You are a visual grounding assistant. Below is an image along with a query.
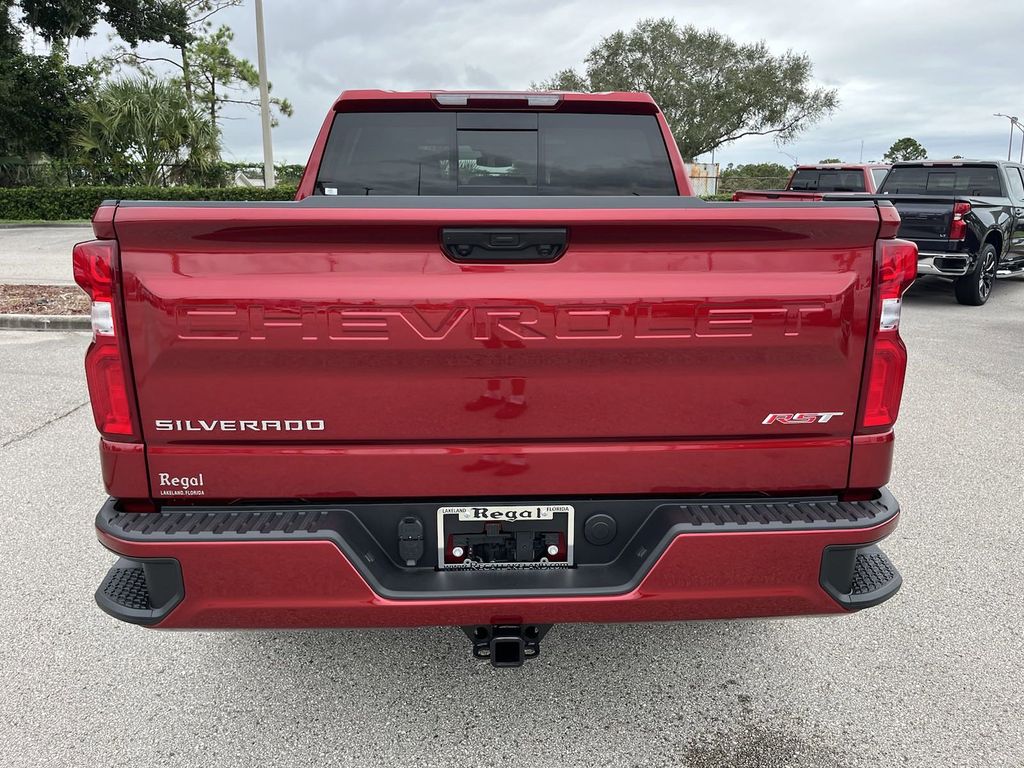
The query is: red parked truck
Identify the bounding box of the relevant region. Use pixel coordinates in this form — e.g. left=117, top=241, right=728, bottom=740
left=732, top=163, right=891, bottom=201
left=79, top=90, right=915, bottom=667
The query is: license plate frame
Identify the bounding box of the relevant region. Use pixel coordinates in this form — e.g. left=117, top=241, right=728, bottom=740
left=436, top=504, right=575, bottom=570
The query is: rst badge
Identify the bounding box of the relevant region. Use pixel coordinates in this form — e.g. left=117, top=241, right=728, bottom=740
left=763, top=412, right=844, bottom=425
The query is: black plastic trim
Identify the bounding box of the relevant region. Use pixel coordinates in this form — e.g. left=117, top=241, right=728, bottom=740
left=98, top=489, right=899, bottom=601
left=457, top=112, right=538, bottom=130
left=820, top=543, right=902, bottom=610
left=441, top=227, right=567, bottom=263
left=95, top=556, right=184, bottom=625
left=112, top=196, right=886, bottom=210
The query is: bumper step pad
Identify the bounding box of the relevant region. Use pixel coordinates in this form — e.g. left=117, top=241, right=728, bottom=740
left=821, top=544, right=902, bottom=610
left=95, top=557, right=184, bottom=626
left=852, top=549, right=900, bottom=596
left=100, top=565, right=151, bottom=611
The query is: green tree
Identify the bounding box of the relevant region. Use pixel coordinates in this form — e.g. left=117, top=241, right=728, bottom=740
left=819, top=157, right=841, bottom=163
left=535, top=18, right=838, bottom=161
left=74, top=78, right=219, bottom=185
left=718, top=162, right=791, bottom=193
left=0, top=48, right=97, bottom=183
left=112, top=1, right=291, bottom=134
left=884, top=137, right=927, bottom=163
left=190, top=23, right=292, bottom=133
left=1, top=0, right=186, bottom=182
left=17, top=0, right=187, bottom=45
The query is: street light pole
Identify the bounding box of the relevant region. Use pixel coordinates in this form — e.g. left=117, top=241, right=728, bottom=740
left=255, top=0, right=275, bottom=188
left=994, top=113, right=1019, bottom=162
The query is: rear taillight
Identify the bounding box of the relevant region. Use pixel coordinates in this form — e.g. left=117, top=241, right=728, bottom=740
left=860, top=239, right=917, bottom=431
left=73, top=239, right=138, bottom=440
left=949, top=201, right=971, bottom=241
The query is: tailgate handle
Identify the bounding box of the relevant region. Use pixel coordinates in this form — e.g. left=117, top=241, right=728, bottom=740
left=441, top=228, right=567, bottom=263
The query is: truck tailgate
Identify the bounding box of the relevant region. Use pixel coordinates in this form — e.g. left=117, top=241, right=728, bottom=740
left=112, top=198, right=885, bottom=499
left=886, top=197, right=954, bottom=240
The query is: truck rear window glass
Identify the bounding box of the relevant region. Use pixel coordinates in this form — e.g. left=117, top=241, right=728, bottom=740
left=457, top=129, right=538, bottom=188
left=315, top=112, right=677, bottom=195
left=788, top=169, right=866, bottom=192
left=1007, top=167, right=1024, bottom=200
left=879, top=166, right=1003, bottom=196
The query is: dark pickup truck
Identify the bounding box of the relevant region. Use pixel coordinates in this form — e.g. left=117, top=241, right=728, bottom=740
left=836, top=160, right=1024, bottom=305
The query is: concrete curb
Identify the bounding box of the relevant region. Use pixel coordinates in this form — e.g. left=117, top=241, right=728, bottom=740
left=0, top=313, right=89, bottom=331
left=1, top=279, right=77, bottom=287
left=0, top=222, right=91, bottom=229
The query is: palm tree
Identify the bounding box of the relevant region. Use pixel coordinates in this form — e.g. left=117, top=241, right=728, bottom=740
left=75, top=77, right=219, bottom=186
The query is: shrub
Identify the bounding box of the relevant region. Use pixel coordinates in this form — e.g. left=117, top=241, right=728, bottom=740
left=717, top=162, right=792, bottom=194
left=0, top=185, right=741, bottom=221
left=0, top=185, right=299, bottom=221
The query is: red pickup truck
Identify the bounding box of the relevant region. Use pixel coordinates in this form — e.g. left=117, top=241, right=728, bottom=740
left=732, top=163, right=891, bottom=201
left=80, top=90, right=914, bottom=667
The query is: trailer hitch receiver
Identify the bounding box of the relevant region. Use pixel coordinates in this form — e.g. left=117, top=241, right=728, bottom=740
left=462, top=624, right=552, bottom=667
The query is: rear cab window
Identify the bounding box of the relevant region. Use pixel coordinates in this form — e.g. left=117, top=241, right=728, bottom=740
left=879, top=165, right=1004, bottom=196
left=788, top=169, right=866, bottom=192
left=314, top=112, right=678, bottom=196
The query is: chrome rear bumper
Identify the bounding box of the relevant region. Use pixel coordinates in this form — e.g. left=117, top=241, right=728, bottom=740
left=917, top=252, right=970, bottom=277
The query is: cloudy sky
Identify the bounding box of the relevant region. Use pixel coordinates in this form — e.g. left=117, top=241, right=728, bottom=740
left=66, top=0, right=1024, bottom=168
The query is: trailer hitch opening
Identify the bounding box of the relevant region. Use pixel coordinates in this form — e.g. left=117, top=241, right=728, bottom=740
left=462, top=624, right=552, bottom=667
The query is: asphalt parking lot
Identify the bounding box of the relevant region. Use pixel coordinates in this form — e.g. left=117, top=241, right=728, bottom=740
left=0, top=226, right=89, bottom=285
left=1, top=276, right=1022, bottom=768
